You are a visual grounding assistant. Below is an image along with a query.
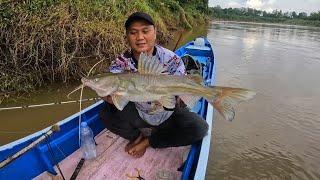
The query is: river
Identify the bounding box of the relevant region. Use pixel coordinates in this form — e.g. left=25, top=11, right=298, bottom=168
left=205, top=22, right=320, bottom=179
left=1, top=21, right=320, bottom=179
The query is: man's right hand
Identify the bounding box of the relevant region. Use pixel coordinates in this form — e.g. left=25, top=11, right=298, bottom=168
left=102, top=95, right=113, bottom=104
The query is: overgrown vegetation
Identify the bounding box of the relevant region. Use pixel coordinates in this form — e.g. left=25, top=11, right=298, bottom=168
left=211, top=6, right=320, bottom=27
left=0, top=0, right=210, bottom=97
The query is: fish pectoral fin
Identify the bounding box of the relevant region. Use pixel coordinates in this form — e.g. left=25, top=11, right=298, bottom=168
left=138, top=53, right=167, bottom=75
left=111, top=95, right=129, bottom=111
left=179, top=95, right=201, bottom=109
left=159, top=96, right=176, bottom=109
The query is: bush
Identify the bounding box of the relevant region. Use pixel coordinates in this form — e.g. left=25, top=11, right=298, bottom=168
left=0, top=0, right=209, bottom=94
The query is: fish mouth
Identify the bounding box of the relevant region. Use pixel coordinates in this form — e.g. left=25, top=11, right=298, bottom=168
left=81, top=77, right=88, bottom=84
left=67, top=78, right=97, bottom=98
left=81, top=78, right=94, bottom=87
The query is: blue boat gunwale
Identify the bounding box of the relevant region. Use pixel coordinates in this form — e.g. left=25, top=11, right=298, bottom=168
left=0, top=37, right=215, bottom=180
left=178, top=38, right=215, bottom=180
left=0, top=100, right=104, bottom=152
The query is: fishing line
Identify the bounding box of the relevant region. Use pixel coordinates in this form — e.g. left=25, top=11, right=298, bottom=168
left=45, top=134, right=66, bottom=180
left=0, top=98, right=99, bottom=111
left=78, top=59, right=104, bottom=146
left=67, top=85, right=83, bottom=99
left=0, top=130, right=35, bottom=134
left=53, top=141, right=67, bottom=159
left=0, top=125, right=60, bottom=169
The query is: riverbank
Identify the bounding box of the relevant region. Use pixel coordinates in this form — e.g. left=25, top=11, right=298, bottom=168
left=213, top=18, right=320, bottom=27
left=210, top=6, right=320, bottom=28
left=0, top=0, right=210, bottom=99
left=212, top=20, right=320, bottom=30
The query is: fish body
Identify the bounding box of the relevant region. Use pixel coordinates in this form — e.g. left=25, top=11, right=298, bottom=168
left=82, top=53, right=256, bottom=121
left=84, top=73, right=202, bottom=100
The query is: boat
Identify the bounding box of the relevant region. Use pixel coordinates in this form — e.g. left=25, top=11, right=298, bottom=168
left=0, top=37, right=215, bottom=180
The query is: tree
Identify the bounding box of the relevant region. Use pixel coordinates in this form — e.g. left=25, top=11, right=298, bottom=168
left=309, top=11, right=320, bottom=21
left=298, top=12, right=307, bottom=19
left=284, top=12, right=290, bottom=18
left=262, top=11, right=268, bottom=17
left=212, top=6, right=223, bottom=18
left=291, top=11, right=297, bottom=18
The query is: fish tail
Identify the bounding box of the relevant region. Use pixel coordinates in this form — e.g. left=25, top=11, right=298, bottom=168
left=204, top=86, right=256, bottom=121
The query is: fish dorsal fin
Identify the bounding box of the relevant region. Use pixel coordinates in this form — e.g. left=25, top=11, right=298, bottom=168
left=111, top=95, right=129, bottom=111
left=179, top=95, right=201, bottom=109
left=138, top=53, right=166, bottom=74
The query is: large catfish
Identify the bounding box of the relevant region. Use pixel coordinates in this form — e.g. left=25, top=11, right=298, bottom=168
left=81, top=53, right=256, bottom=121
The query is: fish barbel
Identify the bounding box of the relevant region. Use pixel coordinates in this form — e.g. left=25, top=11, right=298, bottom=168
left=81, top=53, right=256, bottom=121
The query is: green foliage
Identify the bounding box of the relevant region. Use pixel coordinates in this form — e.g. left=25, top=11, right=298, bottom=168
left=309, top=11, right=320, bottom=21
left=0, top=0, right=209, bottom=94
left=23, top=0, right=57, bottom=13
left=211, top=6, right=320, bottom=27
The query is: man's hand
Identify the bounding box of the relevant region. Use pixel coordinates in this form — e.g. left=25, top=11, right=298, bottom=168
left=149, top=101, right=164, bottom=114
left=176, top=96, right=186, bottom=109
left=102, top=95, right=113, bottom=104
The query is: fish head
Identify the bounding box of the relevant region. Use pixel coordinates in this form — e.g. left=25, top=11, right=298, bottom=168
left=81, top=74, right=119, bottom=97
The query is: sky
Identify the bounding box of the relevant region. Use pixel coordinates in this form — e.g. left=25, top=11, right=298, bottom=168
left=208, top=0, right=320, bottom=14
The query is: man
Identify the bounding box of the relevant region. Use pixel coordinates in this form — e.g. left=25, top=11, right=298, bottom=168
left=100, top=12, right=208, bottom=158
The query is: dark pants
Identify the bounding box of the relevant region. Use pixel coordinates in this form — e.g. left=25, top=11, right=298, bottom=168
left=99, top=102, right=208, bottom=148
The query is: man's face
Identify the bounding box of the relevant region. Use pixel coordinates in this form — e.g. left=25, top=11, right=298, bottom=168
left=126, top=20, right=156, bottom=55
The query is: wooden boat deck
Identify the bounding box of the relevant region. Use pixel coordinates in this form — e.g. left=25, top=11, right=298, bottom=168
left=35, top=129, right=190, bottom=180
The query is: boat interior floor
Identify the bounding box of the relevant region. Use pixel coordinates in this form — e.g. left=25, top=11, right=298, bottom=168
left=35, top=128, right=190, bottom=180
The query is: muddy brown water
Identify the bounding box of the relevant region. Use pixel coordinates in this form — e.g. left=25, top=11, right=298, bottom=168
left=1, top=22, right=319, bottom=179
left=206, top=22, right=320, bottom=180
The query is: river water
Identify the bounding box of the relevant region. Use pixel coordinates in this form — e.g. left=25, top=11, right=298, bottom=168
left=1, top=21, right=319, bottom=179
left=0, top=83, right=97, bottom=144
left=205, top=22, right=320, bottom=179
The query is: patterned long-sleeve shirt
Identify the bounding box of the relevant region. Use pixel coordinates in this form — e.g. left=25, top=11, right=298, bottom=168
left=109, top=45, right=186, bottom=125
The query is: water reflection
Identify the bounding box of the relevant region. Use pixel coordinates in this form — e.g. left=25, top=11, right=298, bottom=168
left=207, top=22, right=320, bottom=179
left=241, top=32, right=258, bottom=62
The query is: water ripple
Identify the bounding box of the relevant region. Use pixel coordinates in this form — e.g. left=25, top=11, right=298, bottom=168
left=207, top=21, right=320, bottom=180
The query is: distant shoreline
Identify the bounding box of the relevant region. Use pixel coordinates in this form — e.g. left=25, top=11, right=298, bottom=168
left=211, top=19, right=320, bottom=29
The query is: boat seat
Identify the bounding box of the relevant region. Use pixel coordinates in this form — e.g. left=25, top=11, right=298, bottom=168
left=185, top=45, right=212, bottom=57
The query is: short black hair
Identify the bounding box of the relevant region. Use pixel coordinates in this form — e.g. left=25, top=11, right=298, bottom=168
left=125, top=12, right=155, bottom=29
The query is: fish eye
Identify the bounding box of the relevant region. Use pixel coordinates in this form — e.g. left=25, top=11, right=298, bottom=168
left=94, top=78, right=99, bottom=82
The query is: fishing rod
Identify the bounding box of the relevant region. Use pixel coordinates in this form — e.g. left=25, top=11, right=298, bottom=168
left=0, top=97, right=100, bottom=111
left=173, top=31, right=183, bottom=52
left=0, top=124, right=60, bottom=169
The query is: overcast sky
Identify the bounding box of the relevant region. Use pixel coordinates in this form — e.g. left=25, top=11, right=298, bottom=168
left=208, top=0, right=320, bottom=14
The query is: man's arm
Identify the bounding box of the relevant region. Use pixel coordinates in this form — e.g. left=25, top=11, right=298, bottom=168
left=171, top=54, right=186, bottom=76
